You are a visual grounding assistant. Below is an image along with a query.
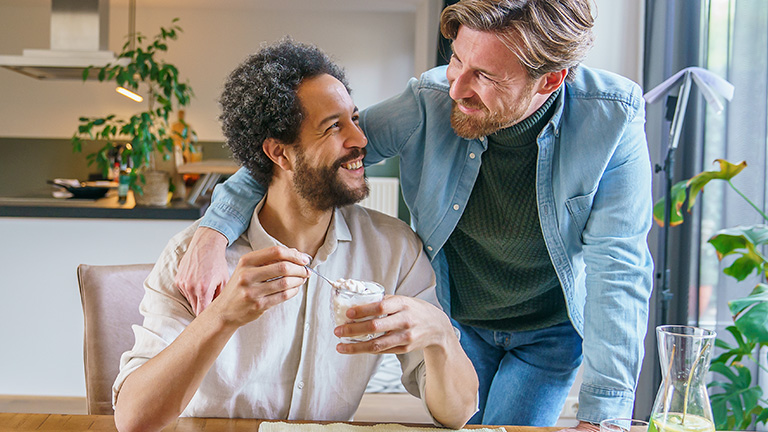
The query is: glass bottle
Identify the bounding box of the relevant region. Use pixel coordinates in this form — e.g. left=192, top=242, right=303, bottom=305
left=650, top=325, right=716, bottom=432
left=117, top=166, right=130, bottom=204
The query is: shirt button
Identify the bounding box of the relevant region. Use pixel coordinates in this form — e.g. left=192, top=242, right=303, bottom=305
left=304, top=323, right=310, bottom=332
left=427, top=246, right=433, bottom=251
left=469, top=152, right=476, bottom=159
left=297, top=381, right=304, bottom=390
left=453, top=204, right=460, bottom=211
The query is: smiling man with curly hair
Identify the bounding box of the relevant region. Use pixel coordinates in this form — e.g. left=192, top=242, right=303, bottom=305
left=111, top=39, right=477, bottom=432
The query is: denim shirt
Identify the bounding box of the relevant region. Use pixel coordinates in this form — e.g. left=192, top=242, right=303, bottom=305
left=201, top=65, right=654, bottom=423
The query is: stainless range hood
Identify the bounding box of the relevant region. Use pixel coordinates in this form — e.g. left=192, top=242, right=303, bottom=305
left=0, top=0, right=119, bottom=80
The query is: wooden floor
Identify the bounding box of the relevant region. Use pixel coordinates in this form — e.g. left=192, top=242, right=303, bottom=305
left=0, top=392, right=433, bottom=424
left=0, top=395, right=86, bottom=415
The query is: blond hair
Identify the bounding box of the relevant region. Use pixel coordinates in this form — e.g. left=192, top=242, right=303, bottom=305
left=440, top=0, right=594, bottom=81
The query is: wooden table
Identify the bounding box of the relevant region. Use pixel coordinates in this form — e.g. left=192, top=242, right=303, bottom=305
left=0, top=413, right=561, bottom=431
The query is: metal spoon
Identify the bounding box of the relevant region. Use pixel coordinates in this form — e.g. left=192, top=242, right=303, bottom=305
left=305, top=265, right=338, bottom=288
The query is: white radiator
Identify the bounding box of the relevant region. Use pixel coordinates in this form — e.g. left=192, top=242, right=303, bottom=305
left=359, top=177, right=400, bottom=218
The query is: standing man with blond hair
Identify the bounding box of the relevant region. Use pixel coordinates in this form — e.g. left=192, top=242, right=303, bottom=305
left=175, top=1, right=653, bottom=430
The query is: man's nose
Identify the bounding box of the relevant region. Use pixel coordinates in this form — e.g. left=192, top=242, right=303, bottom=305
left=345, top=124, right=367, bottom=148
left=448, top=70, right=475, bottom=101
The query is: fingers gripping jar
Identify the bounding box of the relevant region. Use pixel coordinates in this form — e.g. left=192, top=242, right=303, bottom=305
left=331, top=279, right=385, bottom=343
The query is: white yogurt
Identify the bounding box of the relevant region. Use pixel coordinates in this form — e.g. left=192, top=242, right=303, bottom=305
left=334, top=278, right=381, bottom=294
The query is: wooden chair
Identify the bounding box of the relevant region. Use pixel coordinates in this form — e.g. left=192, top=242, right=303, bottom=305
left=77, top=264, right=152, bottom=415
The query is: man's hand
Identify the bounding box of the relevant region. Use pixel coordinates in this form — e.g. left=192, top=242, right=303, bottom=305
left=207, top=245, right=310, bottom=328
left=175, top=227, right=230, bottom=315
left=334, top=294, right=478, bottom=429
left=333, top=295, right=452, bottom=354
left=558, top=421, right=601, bottom=432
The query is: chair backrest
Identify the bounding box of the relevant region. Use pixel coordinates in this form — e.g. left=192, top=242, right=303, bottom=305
left=77, top=263, right=153, bottom=415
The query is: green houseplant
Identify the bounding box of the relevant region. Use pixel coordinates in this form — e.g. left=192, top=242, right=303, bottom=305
left=655, top=159, right=768, bottom=430
left=71, top=18, right=195, bottom=204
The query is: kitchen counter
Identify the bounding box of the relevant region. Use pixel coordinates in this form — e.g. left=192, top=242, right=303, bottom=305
left=0, top=192, right=205, bottom=220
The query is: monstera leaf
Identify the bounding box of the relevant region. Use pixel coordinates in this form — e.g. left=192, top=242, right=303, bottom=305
left=709, top=362, right=763, bottom=430
left=653, top=180, right=689, bottom=227
left=687, top=159, right=747, bottom=209
left=653, top=160, right=747, bottom=227
left=730, top=284, right=768, bottom=343
left=712, top=325, right=755, bottom=365
left=709, top=226, right=768, bottom=281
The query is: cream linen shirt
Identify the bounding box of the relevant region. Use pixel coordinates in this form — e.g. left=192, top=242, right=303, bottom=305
left=113, top=199, right=438, bottom=421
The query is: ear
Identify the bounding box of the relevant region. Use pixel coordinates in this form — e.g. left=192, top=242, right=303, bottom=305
left=536, top=69, right=568, bottom=95
left=263, top=138, right=293, bottom=173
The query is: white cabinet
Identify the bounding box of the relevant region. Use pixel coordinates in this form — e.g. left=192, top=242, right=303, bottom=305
left=0, top=217, right=191, bottom=396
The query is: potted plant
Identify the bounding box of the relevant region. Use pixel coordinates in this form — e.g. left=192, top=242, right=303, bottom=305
left=70, top=18, right=195, bottom=206
left=655, top=159, right=768, bottom=430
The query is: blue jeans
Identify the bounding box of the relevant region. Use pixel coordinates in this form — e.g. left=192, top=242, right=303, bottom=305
left=456, top=320, right=583, bottom=426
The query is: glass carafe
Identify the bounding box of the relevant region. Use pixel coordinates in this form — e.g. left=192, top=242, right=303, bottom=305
left=650, top=325, right=716, bottom=432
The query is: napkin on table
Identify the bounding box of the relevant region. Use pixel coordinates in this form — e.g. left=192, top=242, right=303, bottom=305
left=259, top=422, right=506, bottom=432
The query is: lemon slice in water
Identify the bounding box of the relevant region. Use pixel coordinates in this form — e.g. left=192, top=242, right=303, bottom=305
left=650, top=413, right=715, bottom=432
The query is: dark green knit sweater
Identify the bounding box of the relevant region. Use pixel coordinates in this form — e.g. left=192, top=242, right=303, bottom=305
left=444, top=89, right=569, bottom=332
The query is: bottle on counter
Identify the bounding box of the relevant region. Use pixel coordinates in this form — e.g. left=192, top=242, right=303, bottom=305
left=110, top=161, right=120, bottom=182
left=118, top=166, right=130, bottom=204
left=171, top=110, right=201, bottom=195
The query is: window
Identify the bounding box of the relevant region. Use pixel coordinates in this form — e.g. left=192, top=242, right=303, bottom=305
left=698, top=0, right=768, bottom=335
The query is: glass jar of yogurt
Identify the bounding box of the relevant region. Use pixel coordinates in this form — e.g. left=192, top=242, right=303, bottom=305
left=331, top=279, right=385, bottom=343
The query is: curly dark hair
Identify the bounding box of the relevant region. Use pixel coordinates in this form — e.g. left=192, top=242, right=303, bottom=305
left=219, top=38, right=350, bottom=187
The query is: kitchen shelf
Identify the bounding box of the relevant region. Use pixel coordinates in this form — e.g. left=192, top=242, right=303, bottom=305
left=177, top=159, right=239, bottom=205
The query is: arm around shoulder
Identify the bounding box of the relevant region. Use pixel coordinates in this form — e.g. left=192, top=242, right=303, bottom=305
left=360, top=74, right=433, bottom=164
left=201, top=167, right=264, bottom=244
left=175, top=167, right=265, bottom=314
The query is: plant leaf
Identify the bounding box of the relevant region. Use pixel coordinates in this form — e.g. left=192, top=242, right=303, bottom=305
left=710, top=361, right=741, bottom=382
left=709, top=226, right=768, bottom=280
left=712, top=395, right=729, bottom=430
left=71, top=136, right=82, bottom=153
left=756, top=407, right=768, bottom=425
left=729, top=284, right=768, bottom=316
left=723, top=255, right=762, bottom=281
left=687, top=159, right=747, bottom=210
left=734, top=301, right=768, bottom=343
left=653, top=180, right=689, bottom=227
left=729, top=326, right=755, bottom=361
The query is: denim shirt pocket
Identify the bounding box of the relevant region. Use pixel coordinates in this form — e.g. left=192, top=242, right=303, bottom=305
left=564, top=187, right=597, bottom=242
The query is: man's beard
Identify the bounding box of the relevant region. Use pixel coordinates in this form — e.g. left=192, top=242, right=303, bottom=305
left=450, top=81, right=536, bottom=140
left=293, top=147, right=369, bottom=212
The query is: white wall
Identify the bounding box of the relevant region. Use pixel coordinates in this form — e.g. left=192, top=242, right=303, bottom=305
left=0, top=0, right=425, bottom=141
left=586, top=0, right=645, bottom=84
